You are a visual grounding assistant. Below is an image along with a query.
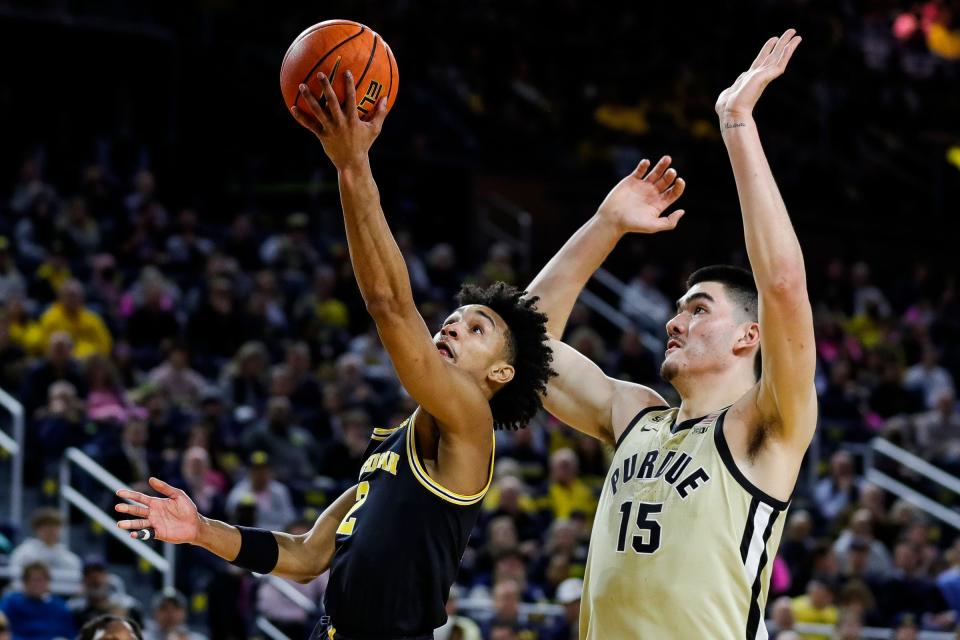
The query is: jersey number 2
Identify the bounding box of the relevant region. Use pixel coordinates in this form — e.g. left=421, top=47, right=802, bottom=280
left=616, top=501, right=663, bottom=554
left=336, top=481, right=370, bottom=536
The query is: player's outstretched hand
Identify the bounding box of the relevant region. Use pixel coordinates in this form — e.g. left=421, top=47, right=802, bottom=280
left=115, top=476, right=200, bottom=544
left=596, top=155, right=685, bottom=236
left=715, top=29, right=802, bottom=120
left=291, top=70, right=388, bottom=171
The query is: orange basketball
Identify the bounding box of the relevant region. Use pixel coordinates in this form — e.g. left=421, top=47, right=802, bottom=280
left=280, top=20, right=399, bottom=121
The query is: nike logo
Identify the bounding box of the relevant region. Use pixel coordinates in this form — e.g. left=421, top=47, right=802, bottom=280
left=640, top=426, right=656, bottom=432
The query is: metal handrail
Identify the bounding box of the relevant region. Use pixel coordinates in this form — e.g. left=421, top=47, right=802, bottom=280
left=871, top=437, right=960, bottom=494
left=0, top=386, right=24, bottom=525
left=60, top=447, right=176, bottom=589
left=865, top=437, right=960, bottom=532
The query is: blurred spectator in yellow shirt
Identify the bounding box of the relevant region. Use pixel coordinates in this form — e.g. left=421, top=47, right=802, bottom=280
left=538, top=449, right=598, bottom=525
left=39, top=280, right=112, bottom=359
left=791, top=579, right=839, bottom=640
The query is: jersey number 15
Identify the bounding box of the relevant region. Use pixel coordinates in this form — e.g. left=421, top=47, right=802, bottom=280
left=616, top=501, right=663, bottom=554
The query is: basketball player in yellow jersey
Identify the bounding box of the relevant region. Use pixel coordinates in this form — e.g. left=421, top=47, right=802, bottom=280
left=526, top=30, right=813, bottom=639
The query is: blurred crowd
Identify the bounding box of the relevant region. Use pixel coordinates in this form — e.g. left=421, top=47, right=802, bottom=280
left=0, top=1, right=958, bottom=640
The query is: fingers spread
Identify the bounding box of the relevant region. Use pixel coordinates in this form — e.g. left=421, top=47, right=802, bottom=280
left=115, top=503, right=149, bottom=517
left=300, top=82, right=331, bottom=129
left=318, top=73, right=345, bottom=126
left=777, top=35, right=802, bottom=69
left=343, top=70, right=358, bottom=121
left=118, top=518, right=151, bottom=530
left=664, top=178, right=686, bottom=203
left=654, top=168, right=678, bottom=192
left=148, top=477, right=180, bottom=499
left=632, top=159, right=651, bottom=178
left=116, top=489, right=152, bottom=505
left=644, top=156, right=672, bottom=183
left=751, top=37, right=778, bottom=70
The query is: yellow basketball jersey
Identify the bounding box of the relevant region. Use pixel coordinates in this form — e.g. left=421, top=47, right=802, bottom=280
left=580, top=406, right=789, bottom=639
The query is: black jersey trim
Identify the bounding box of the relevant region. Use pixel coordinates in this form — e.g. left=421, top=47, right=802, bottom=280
left=714, top=411, right=791, bottom=511
left=744, top=508, right=780, bottom=639
left=405, top=411, right=494, bottom=506
left=615, top=405, right=671, bottom=450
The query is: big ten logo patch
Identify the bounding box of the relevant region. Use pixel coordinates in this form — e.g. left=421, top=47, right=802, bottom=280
left=357, top=80, right=383, bottom=115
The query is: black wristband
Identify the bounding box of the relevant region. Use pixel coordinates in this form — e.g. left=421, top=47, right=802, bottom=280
left=230, top=526, right=280, bottom=575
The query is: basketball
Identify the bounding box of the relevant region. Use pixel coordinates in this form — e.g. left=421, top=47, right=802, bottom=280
left=280, top=20, right=399, bottom=121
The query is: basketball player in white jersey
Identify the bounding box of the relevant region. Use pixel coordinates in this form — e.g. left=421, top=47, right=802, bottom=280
left=527, top=30, right=813, bottom=638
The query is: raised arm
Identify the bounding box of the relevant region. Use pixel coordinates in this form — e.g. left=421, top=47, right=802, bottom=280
left=290, top=72, right=491, bottom=439
left=527, top=158, right=686, bottom=441
left=115, top=477, right=356, bottom=583
left=528, top=157, right=685, bottom=338
left=716, top=30, right=817, bottom=449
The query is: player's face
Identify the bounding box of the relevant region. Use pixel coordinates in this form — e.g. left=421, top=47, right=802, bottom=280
left=434, top=305, right=515, bottom=390
left=661, top=282, right=752, bottom=382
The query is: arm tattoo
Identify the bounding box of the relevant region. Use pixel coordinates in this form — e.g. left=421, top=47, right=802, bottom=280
left=724, top=122, right=747, bottom=129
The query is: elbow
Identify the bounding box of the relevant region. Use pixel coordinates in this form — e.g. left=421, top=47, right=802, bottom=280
left=761, top=267, right=807, bottom=299
left=365, top=293, right=414, bottom=320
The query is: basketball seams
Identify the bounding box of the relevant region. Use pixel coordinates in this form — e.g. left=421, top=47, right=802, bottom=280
left=291, top=25, right=367, bottom=110
left=356, top=34, right=380, bottom=91
left=281, top=20, right=359, bottom=68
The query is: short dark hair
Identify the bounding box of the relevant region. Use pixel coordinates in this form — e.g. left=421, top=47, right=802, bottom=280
left=78, top=615, right=143, bottom=640
left=685, top=265, right=761, bottom=380
left=456, top=282, right=556, bottom=430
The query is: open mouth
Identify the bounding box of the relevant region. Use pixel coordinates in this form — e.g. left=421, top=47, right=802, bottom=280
left=436, top=342, right=455, bottom=360
left=665, top=339, right=682, bottom=355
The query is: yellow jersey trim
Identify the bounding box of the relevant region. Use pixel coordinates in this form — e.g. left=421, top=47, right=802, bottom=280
left=405, top=410, right=494, bottom=506
left=370, top=421, right=408, bottom=442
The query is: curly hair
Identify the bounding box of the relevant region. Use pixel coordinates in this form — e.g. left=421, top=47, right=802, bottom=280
left=456, top=282, right=556, bottom=430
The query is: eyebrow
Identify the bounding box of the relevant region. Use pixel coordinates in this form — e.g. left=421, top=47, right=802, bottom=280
left=474, top=309, right=497, bottom=330
left=675, top=292, right=716, bottom=312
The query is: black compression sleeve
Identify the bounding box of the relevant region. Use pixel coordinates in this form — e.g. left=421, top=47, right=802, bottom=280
left=230, top=526, right=280, bottom=575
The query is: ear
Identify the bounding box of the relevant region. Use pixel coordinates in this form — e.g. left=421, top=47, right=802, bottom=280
left=733, top=321, right=760, bottom=356
left=488, top=361, right=516, bottom=386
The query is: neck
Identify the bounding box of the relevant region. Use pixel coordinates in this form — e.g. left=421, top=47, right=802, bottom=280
left=673, top=369, right=755, bottom=423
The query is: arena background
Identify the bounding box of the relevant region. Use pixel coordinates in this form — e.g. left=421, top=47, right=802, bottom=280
left=0, top=0, right=958, bottom=638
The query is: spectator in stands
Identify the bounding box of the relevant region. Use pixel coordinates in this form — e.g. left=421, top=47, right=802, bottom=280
left=779, top=511, right=814, bottom=596
left=937, top=540, right=960, bottom=618
left=435, top=585, right=482, bottom=640
left=56, top=196, right=100, bottom=258
left=103, top=419, right=154, bottom=494
left=765, top=596, right=794, bottom=638
left=609, top=327, right=658, bottom=385
left=77, top=615, right=142, bottom=640
left=165, top=209, right=214, bottom=281
left=539, top=449, right=597, bottom=524
left=175, top=446, right=226, bottom=517
left=542, top=578, right=581, bottom=640
left=483, top=475, right=541, bottom=546
left=219, top=341, right=269, bottom=416
left=185, top=277, right=248, bottom=367
left=317, top=409, right=372, bottom=485
left=619, top=264, right=672, bottom=333
left=143, top=589, right=205, bottom=640
left=879, top=542, right=949, bottom=626
left=904, top=344, right=955, bottom=409
left=67, top=558, right=142, bottom=627
left=256, top=519, right=327, bottom=638
left=481, top=579, right=539, bottom=640
left=35, top=380, right=87, bottom=475
left=790, top=579, right=838, bottom=640
left=224, top=451, right=296, bottom=531
left=20, top=331, right=85, bottom=418
left=912, top=389, right=960, bottom=469
left=0, top=237, right=25, bottom=304
left=241, top=395, right=317, bottom=485
left=147, top=342, right=206, bottom=413
left=84, top=354, right=134, bottom=424
left=38, top=280, right=112, bottom=359
left=0, top=561, right=77, bottom=639
left=126, top=277, right=181, bottom=369
left=813, top=451, right=861, bottom=521
left=8, top=509, right=82, bottom=595
left=834, top=608, right=864, bottom=640
left=834, top=509, right=893, bottom=579
left=0, top=612, right=10, bottom=640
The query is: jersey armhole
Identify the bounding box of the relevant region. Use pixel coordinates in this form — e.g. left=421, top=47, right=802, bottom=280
left=405, top=420, right=494, bottom=506
left=714, top=411, right=790, bottom=511
left=615, top=405, right=671, bottom=450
